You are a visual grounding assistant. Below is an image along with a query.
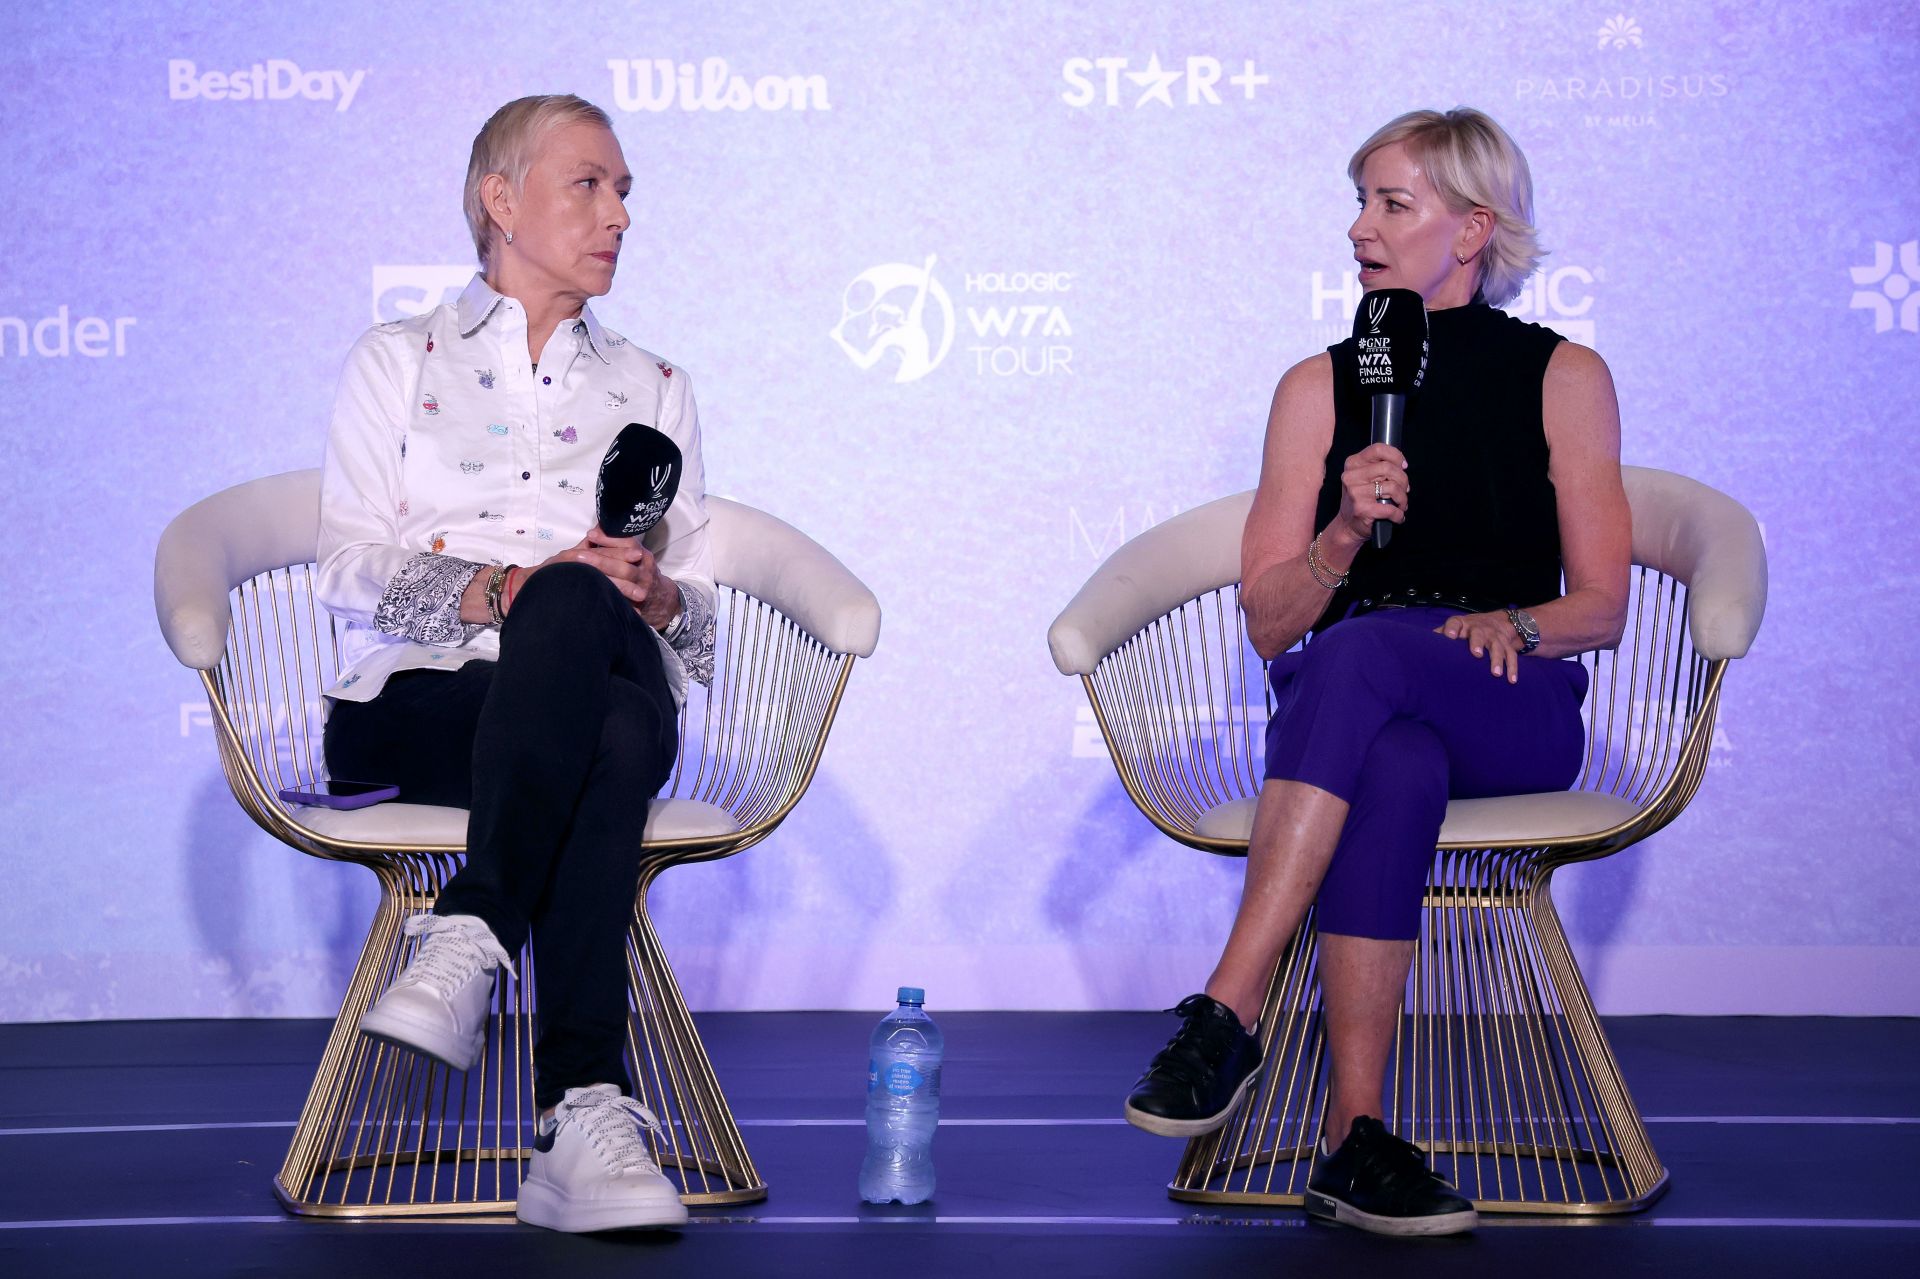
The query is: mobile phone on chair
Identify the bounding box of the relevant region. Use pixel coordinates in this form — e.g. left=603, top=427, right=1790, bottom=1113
left=277, top=780, right=400, bottom=810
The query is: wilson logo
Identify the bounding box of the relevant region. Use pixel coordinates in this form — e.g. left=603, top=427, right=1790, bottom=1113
left=608, top=58, right=830, bottom=112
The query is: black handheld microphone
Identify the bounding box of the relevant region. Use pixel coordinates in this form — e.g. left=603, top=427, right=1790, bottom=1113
left=595, top=423, right=683, bottom=539
left=1349, top=288, right=1429, bottom=549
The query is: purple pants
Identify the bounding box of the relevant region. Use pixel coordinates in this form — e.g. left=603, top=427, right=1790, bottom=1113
left=1263, top=607, right=1590, bottom=940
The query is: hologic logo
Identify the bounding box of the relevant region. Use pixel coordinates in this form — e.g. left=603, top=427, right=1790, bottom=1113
left=608, top=58, right=830, bottom=112
left=1062, top=55, right=1269, bottom=108
left=830, top=258, right=954, bottom=384
left=1504, top=266, right=1600, bottom=345
left=1308, top=265, right=1600, bottom=346
left=167, top=59, right=367, bottom=112
left=371, top=266, right=473, bottom=325
left=1850, top=241, right=1920, bottom=334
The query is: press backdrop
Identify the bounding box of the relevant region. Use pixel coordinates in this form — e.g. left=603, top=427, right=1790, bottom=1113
left=3, top=0, right=1915, bottom=1019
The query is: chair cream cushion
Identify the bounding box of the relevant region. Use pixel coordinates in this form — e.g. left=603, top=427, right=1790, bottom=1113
left=293, top=798, right=742, bottom=847
left=1193, top=790, right=1641, bottom=847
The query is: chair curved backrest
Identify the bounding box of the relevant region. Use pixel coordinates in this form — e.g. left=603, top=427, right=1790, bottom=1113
left=155, top=470, right=882, bottom=862
left=1047, top=466, right=1767, bottom=857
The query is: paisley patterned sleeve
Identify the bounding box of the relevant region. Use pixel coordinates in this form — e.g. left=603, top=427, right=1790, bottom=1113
left=669, top=579, right=716, bottom=688
left=373, top=552, right=487, bottom=646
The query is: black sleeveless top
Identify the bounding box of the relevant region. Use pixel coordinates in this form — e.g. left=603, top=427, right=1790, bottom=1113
left=1314, top=302, right=1565, bottom=632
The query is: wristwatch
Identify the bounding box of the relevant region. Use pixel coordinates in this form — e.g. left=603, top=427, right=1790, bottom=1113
left=658, top=581, right=688, bottom=643
left=1504, top=605, right=1541, bottom=655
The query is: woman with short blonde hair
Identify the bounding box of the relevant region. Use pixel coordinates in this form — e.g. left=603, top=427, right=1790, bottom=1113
left=1347, top=108, right=1546, bottom=308
left=1123, top=107, right=1630, bottom=1238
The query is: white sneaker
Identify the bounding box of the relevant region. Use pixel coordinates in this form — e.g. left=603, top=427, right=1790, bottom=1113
left=358, top=914, right=513, bottom=1071
left=516, top=1084, right=690, bottom=1232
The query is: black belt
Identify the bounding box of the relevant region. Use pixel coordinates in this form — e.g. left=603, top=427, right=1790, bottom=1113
left=1347, top=588, right=1503, bottom=619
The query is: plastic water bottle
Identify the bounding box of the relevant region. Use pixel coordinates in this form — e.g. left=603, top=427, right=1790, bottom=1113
left=859, top=986, right=943, bottom=1204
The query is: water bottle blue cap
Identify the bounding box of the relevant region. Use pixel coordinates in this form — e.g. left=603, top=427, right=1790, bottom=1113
left=897, top=986, right=925, bottom=1004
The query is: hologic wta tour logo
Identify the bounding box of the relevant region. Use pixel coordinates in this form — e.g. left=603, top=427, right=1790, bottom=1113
left=1850, top=241, right=1920, bottom=334
left=1516, top=15, right=1728, bottom=129
left=831, top=259, right=1077, bottom=383
left=608, top=58, right=830, bottom=112
left=1061, top=55, right=1270, bottom=108
left=830, top=259, right=955, bottom=384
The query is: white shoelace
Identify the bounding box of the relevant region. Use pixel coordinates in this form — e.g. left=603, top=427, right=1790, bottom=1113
left=398, top=914, right=515, bottom=993
left=557, top=1089, right=667, bottom=1176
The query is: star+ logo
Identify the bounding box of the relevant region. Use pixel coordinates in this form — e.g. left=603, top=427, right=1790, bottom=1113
left=1061, top=56, right=1270, bottom=109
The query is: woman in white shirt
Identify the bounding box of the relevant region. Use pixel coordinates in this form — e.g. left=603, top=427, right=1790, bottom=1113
left=315, top=95, right=713, bottom=1234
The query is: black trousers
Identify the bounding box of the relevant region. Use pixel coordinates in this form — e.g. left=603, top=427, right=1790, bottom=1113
left=324, top=562, right=679, bottom=1107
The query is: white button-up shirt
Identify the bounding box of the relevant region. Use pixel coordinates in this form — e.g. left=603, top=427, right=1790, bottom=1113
left=316, top=274, right=716, bottom=706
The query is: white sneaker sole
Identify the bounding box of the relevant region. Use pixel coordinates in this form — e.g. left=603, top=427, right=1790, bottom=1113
left=1123, top=1068, right=1260, bottom=1139
left=358, top=1000, right=486, bottom=1073
left=516, top=1180, right=689, bottom=1232
left=1303, top=1189, right=1478, bottom=1236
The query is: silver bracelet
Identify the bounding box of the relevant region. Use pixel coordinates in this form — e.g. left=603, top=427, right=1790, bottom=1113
left=1306, top=535, right=1349, bottom=591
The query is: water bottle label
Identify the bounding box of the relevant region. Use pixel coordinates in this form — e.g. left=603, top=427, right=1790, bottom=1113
left=882, top=1062, right=925, bottom=1097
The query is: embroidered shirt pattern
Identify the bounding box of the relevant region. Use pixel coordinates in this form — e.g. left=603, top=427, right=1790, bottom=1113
left=670, top=579, right=716, bottom=688
left=316, top=273, right=717, bottom=708
left=372, top=553, right=486, bottom=646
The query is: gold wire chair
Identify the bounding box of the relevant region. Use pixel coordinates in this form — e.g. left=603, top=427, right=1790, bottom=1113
left=1047, top=466, right=1767, bottom=1215
left=154, top=470, right=881, bottom=1219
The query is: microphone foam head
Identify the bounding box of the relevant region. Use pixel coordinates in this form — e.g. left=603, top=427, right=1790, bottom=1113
left=1351, top=288, right=1429, bottom=395
left=595, top=423, right=683, bottom=538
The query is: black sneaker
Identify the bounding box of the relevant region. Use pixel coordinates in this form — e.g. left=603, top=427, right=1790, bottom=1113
left=1123, top=994, right=1263, bottom=1138
left=1305, top=1116, right=1478, bottom=1236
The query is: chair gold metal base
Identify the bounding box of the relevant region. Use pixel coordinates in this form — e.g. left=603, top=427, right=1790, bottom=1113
left=274, top=856, right=765, bottom=1218
left=1170, top=856, right=1668, bottom=1215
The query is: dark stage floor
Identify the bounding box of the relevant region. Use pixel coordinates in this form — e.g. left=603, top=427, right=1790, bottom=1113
left=1, top=1014, right=1916, bottom=1276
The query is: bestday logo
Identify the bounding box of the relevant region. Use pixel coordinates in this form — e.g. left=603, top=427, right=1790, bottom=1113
left=168, top=59, right=368, bottom=112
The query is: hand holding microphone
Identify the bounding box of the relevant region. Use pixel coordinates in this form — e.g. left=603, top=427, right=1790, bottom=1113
left=1347, top=288, right=1428, bottom=549
left=510, top=424, right=687, bottom=625
left=584, top=423, right=685, bottom=626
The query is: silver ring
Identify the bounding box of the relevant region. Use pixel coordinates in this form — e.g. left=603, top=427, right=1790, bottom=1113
left=1373, top=478, right=1387, bottom=503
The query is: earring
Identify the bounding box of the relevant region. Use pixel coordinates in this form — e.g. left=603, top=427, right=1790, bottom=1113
left=1457, top=253, right=1466, bottom=263
left=505, top=230, right=515, bottom=245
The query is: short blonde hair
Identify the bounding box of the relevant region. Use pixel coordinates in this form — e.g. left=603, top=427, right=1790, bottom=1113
left=463, top=95, right=614, bottom=268
left=1348, top=108, right=1543, bottom=308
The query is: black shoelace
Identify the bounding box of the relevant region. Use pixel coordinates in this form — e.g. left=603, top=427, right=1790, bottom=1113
left=1148, top=996, right=1241, bottom=1085
left=1349, top=1123, right=1447, bottom=1196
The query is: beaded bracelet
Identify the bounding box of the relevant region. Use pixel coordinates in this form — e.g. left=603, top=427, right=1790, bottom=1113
left=483, top=565, right=512, bottom=627
left=1306, top=535, right=1349, bottom=591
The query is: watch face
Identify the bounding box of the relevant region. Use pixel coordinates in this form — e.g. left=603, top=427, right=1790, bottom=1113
left=1507, top=607, right=1539, bottom=649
